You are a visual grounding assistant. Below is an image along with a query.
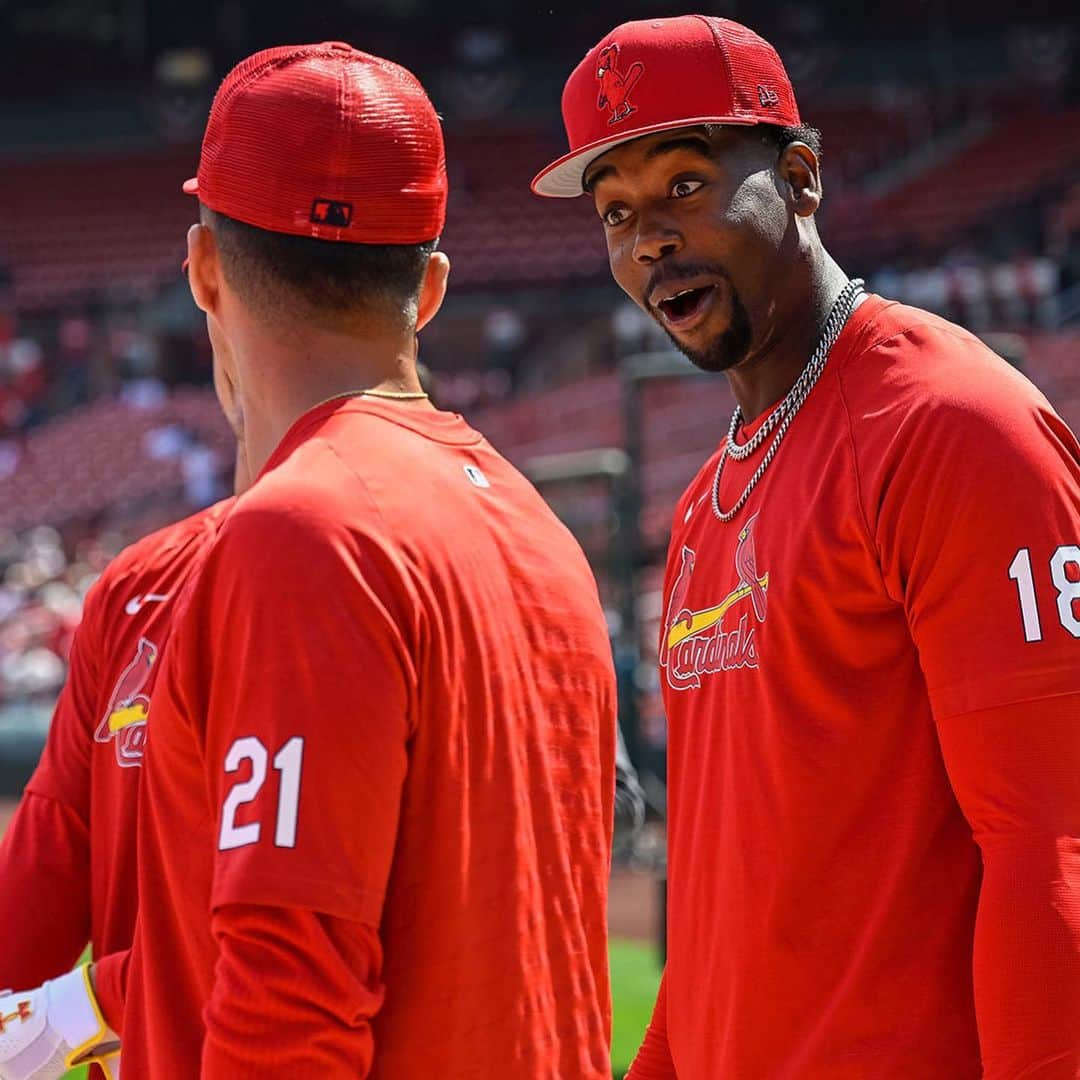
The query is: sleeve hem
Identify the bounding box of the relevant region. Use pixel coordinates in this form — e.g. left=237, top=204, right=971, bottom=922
left=13, top=787, right=90, bottom=831
left=211, top=872, right=386, bottom=926
left=929, top=667, right=1080, bottom=720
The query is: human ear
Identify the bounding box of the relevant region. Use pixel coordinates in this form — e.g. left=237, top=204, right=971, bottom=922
left=779, top=143, right=822, bottom=218
left=186, top=223, right=223, bottom=315
left=416, top=250, right=450, bottom=332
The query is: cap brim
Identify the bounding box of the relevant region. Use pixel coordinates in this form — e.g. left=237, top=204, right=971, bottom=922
left=180, top=176, right=197, bottom=271
left=531, top=115, right=757, bottom=198
left=180, top=177, right=197, bottom=273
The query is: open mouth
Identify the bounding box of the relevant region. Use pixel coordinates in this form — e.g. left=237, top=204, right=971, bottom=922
left=655, top=284, right=717, bottom=330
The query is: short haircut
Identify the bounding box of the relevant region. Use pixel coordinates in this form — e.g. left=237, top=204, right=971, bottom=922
left=201, top=206, right=437, bottom=330
left=759, top=123, right=824, bottom=160
left=701, top=122, right=823, bottom=161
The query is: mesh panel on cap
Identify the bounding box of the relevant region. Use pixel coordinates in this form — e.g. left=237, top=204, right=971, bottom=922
left=194, top=42, right=447, bottom=244
left=701, top=17, right=800, bottom=124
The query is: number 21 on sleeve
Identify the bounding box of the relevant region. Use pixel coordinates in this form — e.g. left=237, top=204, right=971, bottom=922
left=219, top=735, right=305, bottom=851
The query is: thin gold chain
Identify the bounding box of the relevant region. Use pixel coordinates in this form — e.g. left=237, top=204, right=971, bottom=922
left=313, top=387, right=430, bottom=409
left=360, top=388, right=429, bottom=400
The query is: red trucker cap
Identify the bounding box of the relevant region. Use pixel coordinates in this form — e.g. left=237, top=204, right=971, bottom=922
left=184, top=41, right=447, bottom=243
left=532, top=15, right=800, bottom=198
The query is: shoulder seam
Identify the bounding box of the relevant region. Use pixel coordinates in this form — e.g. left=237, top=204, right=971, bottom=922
left=319, top=439, right=393, bottom=535
left=832, top=362, right=885, bottom=579
left=827, top=303, right=970, bottom=561
left=858, top=316, right=983, bottom=363
left=95, top=524, right=205, bottom=604
left=102, top=510, right=216, bottom=583
left=318, top=440, right=424, bottom=738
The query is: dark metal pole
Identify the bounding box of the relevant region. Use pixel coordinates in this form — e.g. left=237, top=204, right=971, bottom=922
left=614, top=372, right=644, bottom=764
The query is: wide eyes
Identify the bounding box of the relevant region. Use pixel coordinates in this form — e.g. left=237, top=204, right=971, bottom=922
left=600, top=178, right=704, bottom=228
left=670, top=179, right=703, bottom=198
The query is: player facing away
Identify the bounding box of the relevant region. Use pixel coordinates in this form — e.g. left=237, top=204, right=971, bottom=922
left=0, top=366, right=249, bottom=1080
left=534, top=15, right=1080, bottom=1079
left=93, top=43, right=613, bottom=1078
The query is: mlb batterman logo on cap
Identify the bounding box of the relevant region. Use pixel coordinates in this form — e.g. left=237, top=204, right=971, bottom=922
left=532, top=15, right=800, bottom=198
left=184, top=41, right=447, bottom=244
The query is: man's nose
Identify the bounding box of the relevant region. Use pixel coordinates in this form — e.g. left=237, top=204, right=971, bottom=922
left=632, top=214, right=684, bottom=264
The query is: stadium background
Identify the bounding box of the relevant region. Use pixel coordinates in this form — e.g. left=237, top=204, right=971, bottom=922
left=0, top=0, right=1076, bottom=1075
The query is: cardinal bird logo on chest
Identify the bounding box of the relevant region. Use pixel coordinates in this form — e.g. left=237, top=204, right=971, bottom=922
left=660, top=513, right=770, bottom=692
left=95, top=636, right=158, bottom=766
left=596, top=44, right=644, bottom=125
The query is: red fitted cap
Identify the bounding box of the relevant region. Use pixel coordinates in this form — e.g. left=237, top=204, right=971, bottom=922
left=184, top=41, right=447, bottom=243
left=532, top=15, right=800, bottom=198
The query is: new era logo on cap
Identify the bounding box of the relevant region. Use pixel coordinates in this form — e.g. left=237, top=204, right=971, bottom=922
left=757, top=84, right=780, bottom=107
left=311, top=198, right=354, bottom=228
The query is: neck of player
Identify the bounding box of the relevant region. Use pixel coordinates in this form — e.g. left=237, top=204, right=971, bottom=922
left=237, top=325, right=430, bottom=478
left=725, top=251, right=851, bottom=424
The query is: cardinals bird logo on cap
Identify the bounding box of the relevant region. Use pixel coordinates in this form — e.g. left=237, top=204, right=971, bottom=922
left=596, top=43, right=644, bottom=125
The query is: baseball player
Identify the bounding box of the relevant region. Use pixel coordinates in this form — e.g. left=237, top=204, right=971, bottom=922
left=534, top=15, right=1080, bottom=1078
left=62, top=42, right=614, bottom=1078
left=0, top=368, right=246, bottom=1080
left=0, top=502, right=234, bottom=1080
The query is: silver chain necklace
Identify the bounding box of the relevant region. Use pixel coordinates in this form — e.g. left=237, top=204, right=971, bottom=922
left=711, top=278, right=865, bottom=523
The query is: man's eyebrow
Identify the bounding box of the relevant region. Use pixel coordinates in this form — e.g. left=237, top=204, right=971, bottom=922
left=643, top=134, right=716, bottom=163
left=583, top=162, right=616, bottom=194
left=583, top=134, right=717, bottom=194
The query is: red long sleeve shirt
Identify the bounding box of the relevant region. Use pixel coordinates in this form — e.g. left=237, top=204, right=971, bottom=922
left=631, top=297, right=1080, bottom=1077
left=0, top=501, right=231, bottom=1069
left=122, top=398, right=616, bottom=1077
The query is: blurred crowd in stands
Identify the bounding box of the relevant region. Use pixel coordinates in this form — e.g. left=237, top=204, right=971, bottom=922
left=4, top=239, right=1075, bottom=437
left=0, top=488, right=233, bottom=716
left=3, top=306, right=160, bottom=437
left=1, top=224, right=1077, bottom=713
left=0, top=296, right=230, bottom=713
left=869, top=250, right=1066, bottom=331
left=1, top=524, right=107, bottom=709
left=1, top=1, right=1077, bottom=728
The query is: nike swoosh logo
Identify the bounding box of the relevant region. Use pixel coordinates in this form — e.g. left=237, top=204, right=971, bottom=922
left=124, top=593, right=170, bottom=615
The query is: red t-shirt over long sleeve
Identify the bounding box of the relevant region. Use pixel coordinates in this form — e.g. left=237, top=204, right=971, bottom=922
left=630, top=297, right=1080, bottom=1078
left=0, top=500, right=231, bottom=1071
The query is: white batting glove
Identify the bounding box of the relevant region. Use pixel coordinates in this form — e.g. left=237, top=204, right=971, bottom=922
left=0, top=967, right=117, bottom=1080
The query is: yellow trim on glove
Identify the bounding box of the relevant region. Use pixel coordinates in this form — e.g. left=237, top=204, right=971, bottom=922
left=63, top=964, right=110, bottom=1068
left=90, top=1049, right=121, bottom=1080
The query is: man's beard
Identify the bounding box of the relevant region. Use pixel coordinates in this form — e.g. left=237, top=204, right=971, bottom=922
left=660, top=286, right=752, bottom=373
left=643, top=261, right=753, bottom=373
